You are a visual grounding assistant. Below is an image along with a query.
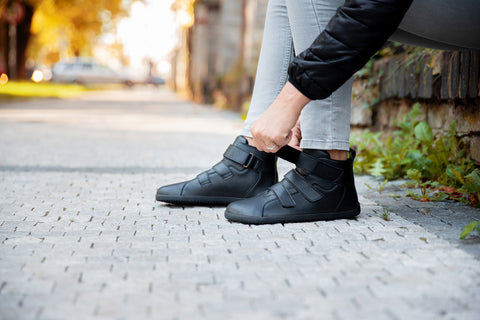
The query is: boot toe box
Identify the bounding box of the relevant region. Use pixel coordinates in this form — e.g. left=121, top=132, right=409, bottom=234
left=156, top=182, right=186, bottom=201
left=224, top=195, right=271, bottom=224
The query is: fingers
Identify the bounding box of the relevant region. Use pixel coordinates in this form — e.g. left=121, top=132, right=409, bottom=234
left=287, top=119, right=302, bottom=150
left=265, top=144, right=278, bottom=152
left=249, top=100, right=303, bottom=153
left=250, top=128, right=290, bottom=153
left=253, top=138, right=281, bottom=153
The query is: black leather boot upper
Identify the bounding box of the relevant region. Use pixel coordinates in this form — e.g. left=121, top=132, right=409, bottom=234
left=225, top=146, right=360, bottom=224
left=156, top=136, right=277, bottom=206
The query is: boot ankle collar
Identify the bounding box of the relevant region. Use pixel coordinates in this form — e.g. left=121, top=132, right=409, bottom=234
left=296, top=153, right=343, bottom=180
left=277, top=145, right=348, bottom=181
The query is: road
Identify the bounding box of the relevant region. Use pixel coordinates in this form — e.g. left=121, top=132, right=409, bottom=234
left=0, top=87, right=479, bottom=320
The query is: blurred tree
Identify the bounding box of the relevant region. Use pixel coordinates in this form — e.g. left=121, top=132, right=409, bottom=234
left=171, top=0, right=195, bottom=27
left=0, top=0, right=137, bottom=79
left=171, top=0, right=195, bottom=14
left=1, top=1, right=34, bottom=78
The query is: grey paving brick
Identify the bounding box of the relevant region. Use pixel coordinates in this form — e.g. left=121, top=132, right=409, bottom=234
left=0, top=88, right=479, bottom=320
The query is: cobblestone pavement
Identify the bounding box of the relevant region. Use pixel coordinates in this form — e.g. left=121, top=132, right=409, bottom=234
left=1, top=88, right=479, bottom=320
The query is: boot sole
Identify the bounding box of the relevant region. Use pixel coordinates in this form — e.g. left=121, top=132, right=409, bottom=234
left=224, top=206, right=361, bottom=224
left=156, top=193, right=244, bottom=206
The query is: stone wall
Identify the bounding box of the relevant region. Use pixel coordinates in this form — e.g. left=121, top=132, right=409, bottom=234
left=377, top=51, right=479, bottom=100
left=351, top=50, right=480, bottom=164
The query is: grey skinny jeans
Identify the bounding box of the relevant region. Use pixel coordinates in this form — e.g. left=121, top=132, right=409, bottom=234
left=241, top=0, right=480, bottom=151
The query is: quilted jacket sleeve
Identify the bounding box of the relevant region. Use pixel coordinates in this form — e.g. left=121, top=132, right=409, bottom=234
left=288, top=0, right=413, bottom=100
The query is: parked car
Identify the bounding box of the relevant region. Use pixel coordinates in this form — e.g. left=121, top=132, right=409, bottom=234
left=146, top=75, right=165, bottom=86
left=51, top=58, right=136, bottom=86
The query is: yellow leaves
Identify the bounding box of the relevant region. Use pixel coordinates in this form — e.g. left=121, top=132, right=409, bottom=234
left=171, top=0, right=196, bottom=12
left=28, top=0, right=132, bottom=61
left=171, top=0, right=196, bottom=27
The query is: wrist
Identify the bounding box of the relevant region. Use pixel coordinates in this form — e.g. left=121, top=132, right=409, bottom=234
left=281, top=81, right=311, bottom=114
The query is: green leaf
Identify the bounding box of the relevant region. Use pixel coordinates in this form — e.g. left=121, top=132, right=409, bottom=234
left=460, top=220, right=479, bottom=239
left=464, top=169, right=480, bottom=193
left=431, top=192, right=448, bottom=202
left=451, top=167, right=465, bottom=185
left=379, top=179, right=388, bottom=193
left=408, top=103, right=423, bottom=123
left=446, top=165, right=466, bottom=185
left=406, top=169, right=421, bottom=182
left=414, top=121, right=433, bottom=144
left=476, top=221, right=480, bottom=235
left=370, top=159, right=386, bottom=177
left=407, top=150, right=433, bottom=175
left=405, top=189, right=422, bottom=200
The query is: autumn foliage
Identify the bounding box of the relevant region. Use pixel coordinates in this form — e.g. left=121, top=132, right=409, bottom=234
left=0, top=0, right=136, bottom=78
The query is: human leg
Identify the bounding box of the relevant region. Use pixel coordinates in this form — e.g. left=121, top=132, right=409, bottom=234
left=286, top=0, right=351, bottom=154
left=246, top=0, right=480, bottom=155
left=225, top=0, right=360, bottom=224
left=280, top=0, right=480, bottom=154
left=241, top=0, right=294, bottom=137
left=225, top=0, right=480, bottom=224
left=281, top=0, right=480, bottom=155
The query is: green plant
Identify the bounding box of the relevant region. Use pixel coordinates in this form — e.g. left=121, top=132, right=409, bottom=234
left=351, top=103, right=425, bottom=180
left=381, top=206, right=391, bottom=221
left=350, top=103, right=480, bottom=239
left=411, top=120, right=475, bottom=188
left=355, top=42, right=406, bottom=79
left=352, top=103, right=479, bottom=204
left=356, top=44, right=442, bottom=82
left=405, top=168, right=447, bottom=202
left=460, top=220, right=480, bottom=239
left=364, top=179, right=388, bottom=194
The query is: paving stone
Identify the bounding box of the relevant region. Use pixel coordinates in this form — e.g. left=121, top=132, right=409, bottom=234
left=0, top=88, right=479, bottom=320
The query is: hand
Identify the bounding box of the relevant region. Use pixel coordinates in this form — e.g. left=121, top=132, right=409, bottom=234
left=288, top=118, right=302, bottom=150
left=250, top=82, right=310, bottom=152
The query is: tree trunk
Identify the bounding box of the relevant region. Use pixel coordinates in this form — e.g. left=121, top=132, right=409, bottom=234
left=16, top=3, right=33, bottom=79
left=3, top=3, right=34, bottom=79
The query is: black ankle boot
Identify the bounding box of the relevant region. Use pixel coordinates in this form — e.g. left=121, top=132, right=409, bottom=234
left=224, top=147, right=360, bottom=224
left=156, top=136, right=278, bottom=206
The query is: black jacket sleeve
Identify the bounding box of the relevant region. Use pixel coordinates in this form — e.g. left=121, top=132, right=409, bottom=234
left=288, top=0, right=413, bottom=100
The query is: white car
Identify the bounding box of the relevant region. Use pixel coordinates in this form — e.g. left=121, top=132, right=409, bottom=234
left=51, top=58, right=135, bottom=86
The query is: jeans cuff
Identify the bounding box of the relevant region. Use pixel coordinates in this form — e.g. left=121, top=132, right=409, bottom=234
left=240, top=128, right=253, bottom=138
left=300, top=139, right=350, bottom=151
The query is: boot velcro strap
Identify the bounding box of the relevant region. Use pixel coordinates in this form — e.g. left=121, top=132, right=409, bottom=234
left=277, top=146, right=341, bottom=181
left=271, top=182, right=295, bottom=208
left=197, top=162, right=232, bottom=186
left=198, top=172, right=210, bottom=185
left=212, top=162, right=233, bottom=180
left=223, top=144, right=261, bottom=169
left=284, top=170, right=324, bottom=202
left=276, top=145, right=300, bottom=163
left=296, top=153, right=342, bottom=181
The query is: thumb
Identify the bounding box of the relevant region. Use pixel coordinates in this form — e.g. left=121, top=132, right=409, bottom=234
left=285, top=131, right=293, bottom=144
